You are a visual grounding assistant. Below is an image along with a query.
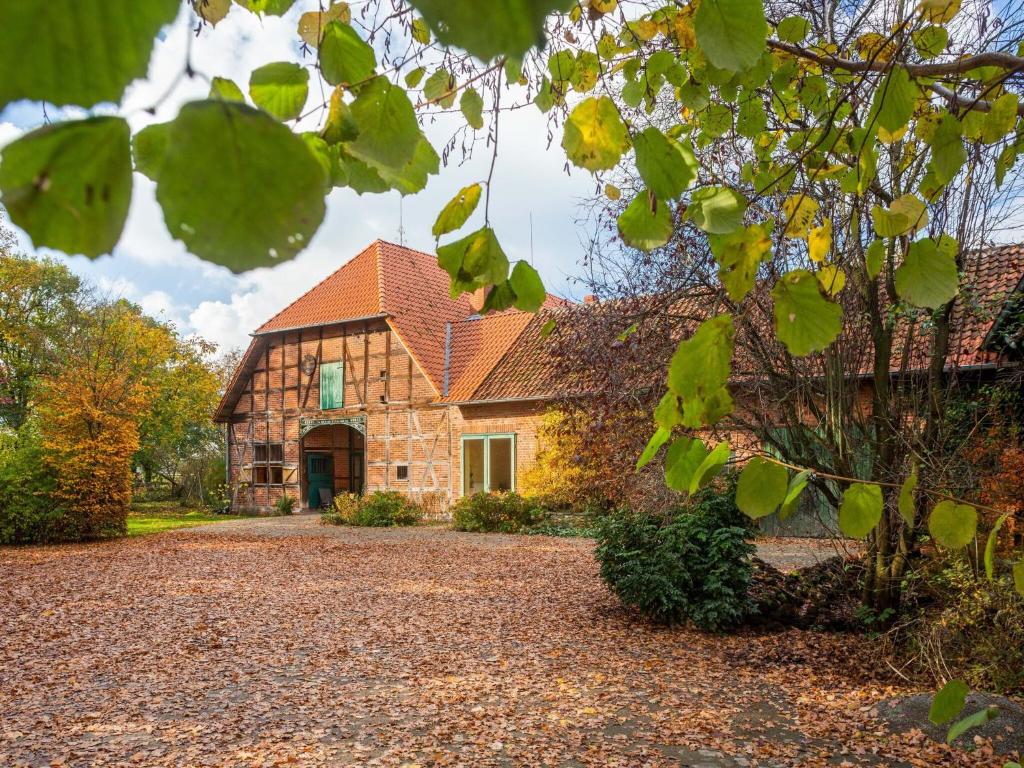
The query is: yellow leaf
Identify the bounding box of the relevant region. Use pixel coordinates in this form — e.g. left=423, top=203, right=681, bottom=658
left=630, top=19, right=658, bottom=41
left=783, top=194, right=819, bottom=238
left=890, top=193, right=928, bottom=233
left=808, top=218, right=832, bottom=262
left=604, top=183, right=621, bottom=200
left=298, top=2, right=351, bottom=47
left=918, top=0, right=961, bottom=22
left=590, top=0, right=617, bottom=13
left=817, top=264, right=846, bottom=296
left=878, top=123, right=909, bottom=144
left=672, top=11, right=696, bottom=48
left=856, top=33, right=896, bottom=61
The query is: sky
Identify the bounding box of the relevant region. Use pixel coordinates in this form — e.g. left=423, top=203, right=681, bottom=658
left=0, top=2, right=595, bottom=354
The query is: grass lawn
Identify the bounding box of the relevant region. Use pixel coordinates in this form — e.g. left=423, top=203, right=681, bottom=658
left=127, top=500, right=256, bottom=537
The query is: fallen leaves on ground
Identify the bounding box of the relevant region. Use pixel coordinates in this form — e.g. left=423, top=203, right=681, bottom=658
left=0, top=519, right=1014, bottom=767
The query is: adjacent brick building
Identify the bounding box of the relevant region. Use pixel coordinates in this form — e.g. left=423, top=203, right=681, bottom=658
left=215, top=240, right=1024, bottom=515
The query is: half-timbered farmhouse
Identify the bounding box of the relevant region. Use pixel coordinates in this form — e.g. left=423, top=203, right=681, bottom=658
left=215, top=240, right=567, bottom=513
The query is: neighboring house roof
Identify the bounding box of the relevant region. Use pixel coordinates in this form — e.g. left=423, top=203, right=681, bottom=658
left=466, top=244, right=1024, bottom=403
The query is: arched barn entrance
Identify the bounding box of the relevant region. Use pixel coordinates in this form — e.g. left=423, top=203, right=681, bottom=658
left=299, top=417, right=365, bottom=509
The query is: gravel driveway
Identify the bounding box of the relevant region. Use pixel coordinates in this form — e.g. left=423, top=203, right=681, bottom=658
left=0, top=517, right=1004, bottom=767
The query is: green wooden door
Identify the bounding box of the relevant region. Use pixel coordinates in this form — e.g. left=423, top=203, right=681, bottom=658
left=306, top=452, right=333, bottom=508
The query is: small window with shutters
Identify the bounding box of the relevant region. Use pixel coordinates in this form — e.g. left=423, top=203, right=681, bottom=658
left=319, top=361, right=344, bottom=410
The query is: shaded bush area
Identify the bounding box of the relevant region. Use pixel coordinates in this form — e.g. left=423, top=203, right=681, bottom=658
left=595, top=485, right=755, bottom=631
left=887, top=558, right=1024, bottom=695
left=748, top=555, right=864, bottom=631
left=322, top=491, right=422, bottom=527
left=0, top=429, right=67, bottom=544
left=450, top=492, right=550, bottom=534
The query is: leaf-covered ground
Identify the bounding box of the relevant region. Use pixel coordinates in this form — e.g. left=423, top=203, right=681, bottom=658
left=0, top=518, right=1013, bottom=767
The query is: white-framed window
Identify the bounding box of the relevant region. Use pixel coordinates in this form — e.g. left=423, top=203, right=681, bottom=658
left=461, top=433, right=515, bottom=495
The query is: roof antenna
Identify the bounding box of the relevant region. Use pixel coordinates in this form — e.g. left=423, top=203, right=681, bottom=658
left=398, top=196, right=406, bottom=246
left=529, top=211, right=534, bottom=265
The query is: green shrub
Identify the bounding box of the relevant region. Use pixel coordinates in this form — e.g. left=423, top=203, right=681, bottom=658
left=274, top=493, right=296, bottom=516
left=0, top=429, right=68, bottom=545
left=322, top=491, right=422, bottom=527
left=894, top=558, right=1024, bottom=694
left=594, top=507, right=755, bottom=631
left=450, top=492, right=549, bottom=533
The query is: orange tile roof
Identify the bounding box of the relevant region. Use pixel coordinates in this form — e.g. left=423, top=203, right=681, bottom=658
left=214, top=240, right=567, bottom=418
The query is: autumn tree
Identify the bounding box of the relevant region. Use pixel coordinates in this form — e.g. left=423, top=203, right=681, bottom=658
left=0, top=231, right=86, bottom=430
left=35, top=301, right=176, bottom=538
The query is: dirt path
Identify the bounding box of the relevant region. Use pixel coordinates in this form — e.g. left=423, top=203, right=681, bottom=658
left=0, top=519, right=1005, bottom=767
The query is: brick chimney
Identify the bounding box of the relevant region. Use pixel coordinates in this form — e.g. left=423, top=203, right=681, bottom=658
left=583, top=294, right=598, bottom=304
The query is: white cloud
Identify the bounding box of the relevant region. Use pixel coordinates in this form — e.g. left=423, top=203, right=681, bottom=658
left=3, top=2, right=593, bottom=354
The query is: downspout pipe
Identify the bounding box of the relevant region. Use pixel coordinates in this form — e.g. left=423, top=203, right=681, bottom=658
left=443, top=321, right=452, bottom=397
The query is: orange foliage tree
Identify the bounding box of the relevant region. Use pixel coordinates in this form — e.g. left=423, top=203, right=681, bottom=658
left=35, top=302, right=174, bottom=539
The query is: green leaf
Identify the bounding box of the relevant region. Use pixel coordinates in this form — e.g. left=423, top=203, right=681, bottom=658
left=947, top=707, right=999, bottom=745
left=871, top=194, right=927, bottom=237
left=928, top=500, right=977, bottom=549
left=321, top=88, right=359, bottom=144
left=437, top=227, right=509, bottom=295
left=772, top=269, right=843, bottom=356
left=838, top=483, right=883, bottom=539
left=509, top=261, right=546, bottom=312
left=433, top=184, right=482, bottom=238
left=1014, top=562, right=1024, bottom=597
left=540, top=318, right=556, bottom=337
left=637, top=426, right=671, bottom=469
left=411, top=16, right=431, bottom=44
left=686, top=187, right=747, bottom=234
left=710, top=223, right=772, bottom=302
left=702, top=103, right=734, bottom=138
left=337, top=148, right=390, bottom=194
left=460, top=89, right=485, bottom=130
left=736, top=95, right=767, bottom=138
left=320, top=21, right=376, bottom=86
left=983, top=93, right=1019, bottom=144
left=736, top=457, right=789, bottom=519
left=985, top=513, right=1010, bottom=580
left=618, top=192, right=672, bottom=251
left=562, top=96, right=630, bottom=172
left=248, top=62, right=309, bottom=121
left=777, top=16, right=810, bottom=42
left=663, top=437, right=705, bottom=492
left=927, top=112, right=966, bottom=185
left=347, top=78, right=421, bottom=172
left=929, top=680, right=968, bottom=725
left=913, top=25, right=948, bottom=58
left=894, top=237, right=959, bottom=309
left=0, top=117, right=132, bottom=258
left=0, top=0, right=179, bottom=110
left=667, top=314, right=735, bottom=428
left=210, top=77, right=246, bottom=102
left=654, top=391, right=683, bottom=430
left=154, top=100, right=327, bottom=272
left=633, top=128, right=697, bottom=201
left=405, top=66, right=427, bottom=88
left=898, top=470, right=917, bottom=527
left=869, top=67, right=918, bottom=134
left=407, top=0, right=574, bottom=61
left=779, top=470, right=810, bottom=521
left=235, top=0, right=296, bottom=15
left=132, top=122, right=170, bottom=182
left=571, top=51, right=601, bottom=92
left=424, top=69, right=457, bottom=108
left=866, top=239, right=885, bottom=280
left=548, top=49, right=577, bottom=82
left=693, top=0, right=767, bottom=73
left=373, top=135, right=439, bottom=196
left=689, top=441, right=731, bottom=495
